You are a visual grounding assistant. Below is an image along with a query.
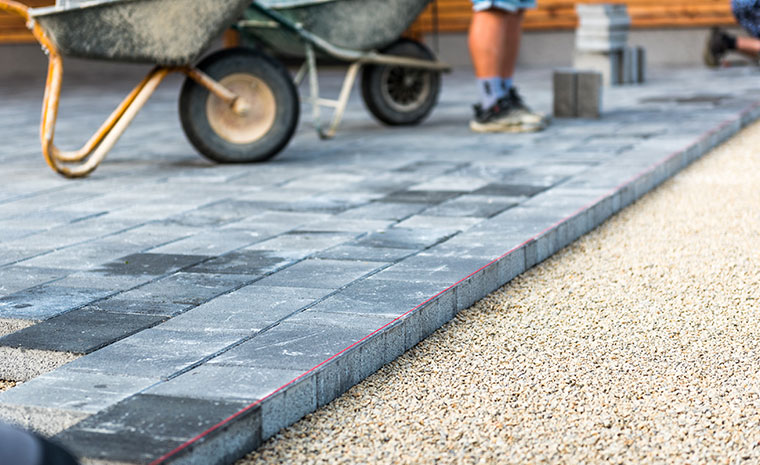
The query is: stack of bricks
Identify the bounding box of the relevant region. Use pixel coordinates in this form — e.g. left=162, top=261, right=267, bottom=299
left=573, top=4, right=646, bottom=86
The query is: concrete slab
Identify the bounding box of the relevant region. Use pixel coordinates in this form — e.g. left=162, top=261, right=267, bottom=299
left=1, top=65, right=760, bottom=464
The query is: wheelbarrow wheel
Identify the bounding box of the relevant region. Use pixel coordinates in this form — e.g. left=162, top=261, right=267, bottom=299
left=179, top=48, right=299, bottom=164
left=361, top=39, right=441, bottom=126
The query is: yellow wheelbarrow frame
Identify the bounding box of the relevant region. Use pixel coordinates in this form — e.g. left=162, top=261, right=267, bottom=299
left=0, top=0, right=250, bottom=178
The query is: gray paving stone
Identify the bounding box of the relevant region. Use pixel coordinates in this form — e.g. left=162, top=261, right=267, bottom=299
left=337, top=201, right=429, bottom=221
left=113, top=272, right=254, bottom=308
left=85, top=298, right=188, bottom=317
left=0, top=266, right=68, bottom=296
left=315, top=245, right=414, bottom=262
left=210, top=315, right=390, bottom=371
left=474, top=182, right=551, bottom=197
left=305, top=278, right=450, bottom=318
left=422, top=194, right=519, bottom=218
left=55, top=394, right=258, bottom=465
left=65, top=328, right=242, bottom=379
left=185, top=250, right=296, bottom=276
left=378, top=189, right=465, bottom=205
left=95, top=253, right=210, bottom=276
left=244, top=231, right=355, bottom=258
left=251, top=258, right=383, bottom=290
left=353, top=227, right=455, bottom=250
left=157, top=285, right=331, bottom=335
left=0, top=308, right=165, bottom=354
left=0, top=285, right=113, bottom=321
left=0, top=370, right=156, bottom=417
left=145, top=365, right=302, bottom=403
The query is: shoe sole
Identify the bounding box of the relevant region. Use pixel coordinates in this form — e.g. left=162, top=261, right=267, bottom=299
left=470, top=121, right=546, bottom=134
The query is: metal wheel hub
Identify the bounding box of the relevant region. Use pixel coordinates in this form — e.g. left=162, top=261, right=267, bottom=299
left=381, top=66, right=431, bottom=112
left=207, top=73, right=276, bottom=144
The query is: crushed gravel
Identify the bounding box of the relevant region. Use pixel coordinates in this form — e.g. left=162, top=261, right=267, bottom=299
left=237, top=120, right=760, bottom=465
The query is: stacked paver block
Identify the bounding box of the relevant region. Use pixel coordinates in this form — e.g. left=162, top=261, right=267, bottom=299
left=553, top=69, right=603, bottom=119
left=574, top=4, right=645, bottom=86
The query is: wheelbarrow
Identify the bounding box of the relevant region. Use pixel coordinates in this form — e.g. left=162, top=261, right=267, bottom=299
left=238, top=0, right=450, bottom=139
left=0, top=0, right=301, bottom=178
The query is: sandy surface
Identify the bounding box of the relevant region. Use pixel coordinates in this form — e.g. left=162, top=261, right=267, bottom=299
left=237, top=121, right=760, bottom=465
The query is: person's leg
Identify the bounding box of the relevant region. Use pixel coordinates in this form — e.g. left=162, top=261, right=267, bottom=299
left=736, top=35, right=760, bottom=55
left=469, top=7, right=509, bottom=109
left=499, top=9, right=524, bottom=90
left=706, top=0, right=760, bottom=66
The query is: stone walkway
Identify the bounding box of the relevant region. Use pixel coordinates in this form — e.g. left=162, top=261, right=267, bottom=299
left=0, top=64, right=759, bottom=465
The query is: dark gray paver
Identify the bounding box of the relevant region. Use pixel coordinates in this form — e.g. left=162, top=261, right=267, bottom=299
left=55, top=395, right=258, bottom=465
left=0, top=308, right=165, bottom=354
left=1, top=66, right=760, bottom=465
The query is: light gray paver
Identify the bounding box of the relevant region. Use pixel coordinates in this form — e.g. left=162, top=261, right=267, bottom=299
left=1, top=65, right=760, bottom=465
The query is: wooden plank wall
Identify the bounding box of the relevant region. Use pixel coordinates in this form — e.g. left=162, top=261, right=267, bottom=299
left=0, top=0, right=53, bottom=43
left=2, top=0, right=737, bottom=43
left=411, top=0, right=736, bottom=34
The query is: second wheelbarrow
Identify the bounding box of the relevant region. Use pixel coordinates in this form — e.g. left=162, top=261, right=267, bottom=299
left=0, top=0, right=301, bottom=178
left=239, top=0, right=451, bottom=139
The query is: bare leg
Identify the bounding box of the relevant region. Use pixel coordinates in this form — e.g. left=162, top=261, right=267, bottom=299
left=469, top=9, right=508, bottom=78
left=500, top=9, right=525, bottom=79
left=736, top=36, right=760, bottom=57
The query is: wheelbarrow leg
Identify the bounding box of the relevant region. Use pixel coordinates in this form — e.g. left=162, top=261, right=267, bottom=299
left=302, top=43, right=361, bottom=140
left=0, top=0, right=175, bottom=178
left=40, top=56, right=172, bottom=177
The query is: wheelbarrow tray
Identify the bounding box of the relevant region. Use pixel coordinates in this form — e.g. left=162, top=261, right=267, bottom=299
left=31, top=0, right=252, bottom=65
left=243, top=0, right=432, bottom=57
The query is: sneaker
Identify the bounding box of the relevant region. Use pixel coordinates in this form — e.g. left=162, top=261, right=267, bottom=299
left=704, top=27, right=731, bottom=68
left=469, top=93, right=545, bottom=134
left=506, top=87, right=549, bottom=127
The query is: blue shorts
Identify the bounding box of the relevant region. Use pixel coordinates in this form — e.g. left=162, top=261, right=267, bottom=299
left=732, top=0, right=760, bottom=38
left=471, top=0, right=537, bottom=12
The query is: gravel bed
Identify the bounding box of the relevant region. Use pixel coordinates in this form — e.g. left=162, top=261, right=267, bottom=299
left=237, top=121, right=760, bottom=465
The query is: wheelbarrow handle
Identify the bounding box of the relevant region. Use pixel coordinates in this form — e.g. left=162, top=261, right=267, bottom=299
left=0, top=0, right=30, bottom=19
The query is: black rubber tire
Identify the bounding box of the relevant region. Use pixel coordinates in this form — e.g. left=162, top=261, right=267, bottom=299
left=179, top=47, right=299, bottom=163
left=360, top=39, right=441, bottom=126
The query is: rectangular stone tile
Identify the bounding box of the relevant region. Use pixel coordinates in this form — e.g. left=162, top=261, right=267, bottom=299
left=145, top=365, right=302, bottom=403
left=95, top=253, right=210, bottom=276
left=147, top=228, right=271, bottom=256
left=473, top=182, right=551, bottom=198
left=64, top=328, right=242, bottom=379
left=408, top=176, right=491, bottom=192
left=378, top=190, right=464, bottom=205
left=114, top=272, right=254, bottom=308
left=370, top=254, right=493, bottom=286
left=157, top=285, right=331, bottom=335
left=315, top=245, right=413, bottom=262
left=185, top=250, right=295, bottom=276
left=0, top=285, right=113, bottom=321
left=244, top=232, right=354, bottom=257
left=352, top=227, right=455, bottom=250
left=55, top=394, right=258, bottom=465
left=0, top=370, right=156, bottom=416
left=422, top=195, right=519, bottom=218
left=0, top=308, right=165, bottom=354
left=0, top=266, right=68, bottom=296
left=394, top=215, right=482, bottom=233
left=210, top=314, right=389, bottom=371
left=337, top=201, right=429, bottom=221
left=251, top=259, right=382, bottom=290
left=87, top=298, right=188, bottom=317
left=307, top=278, right=449, bottom=318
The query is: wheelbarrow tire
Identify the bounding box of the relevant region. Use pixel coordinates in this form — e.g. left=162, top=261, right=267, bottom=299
left=361, top=39, right=441, bottom=126
left=179, top=48, right=299, bottom=164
